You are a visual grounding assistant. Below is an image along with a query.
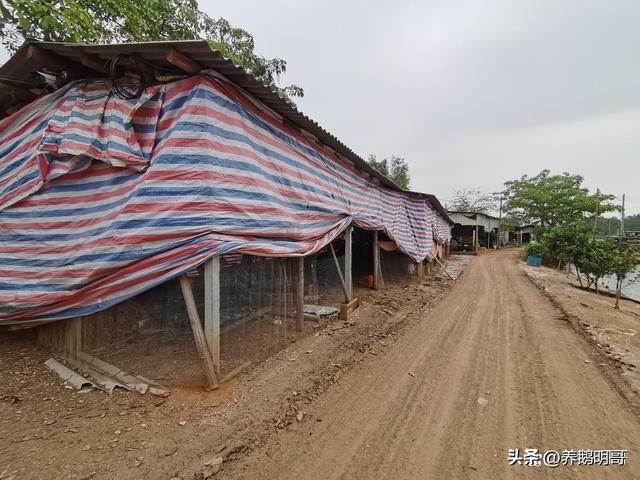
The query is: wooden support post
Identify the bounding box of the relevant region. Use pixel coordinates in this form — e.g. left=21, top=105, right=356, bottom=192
left=178, top=275, right=219, bottom=390
left=204, top=256, right=221, bottom=375
left=64, top=317, right=82, bottom=360
left=345, top=225, right=353, bottom=301
left=296, top=257, right=304, bottom=331
left=373, top=230, right=380, bottom=290
left=417, top=260, right=424, bottom=281
left=431, top=254, right=455, bottom=281
left=329, top=243, right=350, bottom=302
left=283, top=259, right=288, bottom=327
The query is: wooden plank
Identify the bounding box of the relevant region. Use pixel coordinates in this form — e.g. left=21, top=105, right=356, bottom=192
left=166, top=48, right=201, bottom=74
left=296, top=256, right=304, bottom=331
left=345, top=226, right=353, bottom=300
left=64, top=317, right=82, bottom=360
left=220, top=361, right=252, bottom=383
left=329, top=243, right=350, bottom=302
left=373, top=230, right=380, bottom=289
left=178, top=275, right=219, bottom=390
left=339, top=297, right=360, bottom=320
left=204, top=256, right=221, bottom=374
left=339, top=303, right=348, bottom=321
left=417, top=261, right=424, bottom=281
left=431, top=254, right=455, bottom=280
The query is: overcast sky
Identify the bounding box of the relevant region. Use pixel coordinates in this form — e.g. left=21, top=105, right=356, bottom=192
left=1, top=1, right=638, bottom=214
left=199, top=0, right=640, bottom=215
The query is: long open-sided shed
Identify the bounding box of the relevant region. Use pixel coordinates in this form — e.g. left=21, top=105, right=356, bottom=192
left=0, top=40, right=452, bottom=390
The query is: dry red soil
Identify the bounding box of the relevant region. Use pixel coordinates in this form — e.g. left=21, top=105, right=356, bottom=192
left=2, top=251, right=640, bottom=479
left=225, top=249, right=640, bottom=479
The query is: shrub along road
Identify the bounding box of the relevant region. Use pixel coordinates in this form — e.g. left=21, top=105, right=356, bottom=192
left=226, top=249, right=640, bottom=479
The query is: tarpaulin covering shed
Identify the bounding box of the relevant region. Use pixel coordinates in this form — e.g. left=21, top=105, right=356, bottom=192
left=0, top=42, right=451, bottom=327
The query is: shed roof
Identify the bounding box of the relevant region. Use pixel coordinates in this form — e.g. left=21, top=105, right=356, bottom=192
left=0, top=39, right=452, bottom=224
left=447, top=210, right=500, bottom=221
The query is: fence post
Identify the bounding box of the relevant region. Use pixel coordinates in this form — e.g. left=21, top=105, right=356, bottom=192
left=373, top=231, right=380, bottom=289
left=297, top=257, right=304, bottom=331
left=204, top=256, right=221, bottom=375
left=179, top=275, right=219, bottom=390
left=345, top=225, right=353, bottom=301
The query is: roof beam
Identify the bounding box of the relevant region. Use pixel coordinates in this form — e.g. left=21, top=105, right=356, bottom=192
left=26, top=45, right=67, bottom=72
left=0, top=81, right=37, bottom=102
left=80, top=52, right=108, bottom=74
left=165, top=48, right=201, bottom=74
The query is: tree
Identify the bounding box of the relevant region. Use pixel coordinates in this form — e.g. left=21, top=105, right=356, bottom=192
left=542, top=220, right=591, bottom=275
left=541, top=220, right=618, bottom=293
left=367, top=155, right=410, bottom=189
left=577, top=239, right=619, bottom=294
left=447, top=188, right=496, bottom=214
left=611, top=243, right=640, bottom=309
left=0, top=0, right=303, bottom=99
left=504, top=170, right=616, bottom=230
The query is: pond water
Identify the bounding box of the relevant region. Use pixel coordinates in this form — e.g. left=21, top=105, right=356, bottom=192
left=602, top=268, right=640, bottom=302
left=566, top=265, right=640, bottom=302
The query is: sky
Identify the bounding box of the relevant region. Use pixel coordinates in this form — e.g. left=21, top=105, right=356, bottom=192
left=1, top=0, right=639, bottom=214
left=198, top=0, right=640, bottom=215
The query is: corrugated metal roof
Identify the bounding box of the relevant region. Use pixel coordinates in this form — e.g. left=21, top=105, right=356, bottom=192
left=0, top=39, right=452, bottom=225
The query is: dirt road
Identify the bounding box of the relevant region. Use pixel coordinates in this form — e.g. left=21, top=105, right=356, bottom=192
left=227, top=249, right=640, bottom=479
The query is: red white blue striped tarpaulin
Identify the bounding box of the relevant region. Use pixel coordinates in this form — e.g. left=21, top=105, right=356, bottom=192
left=0, top=73, right=451, bottom=326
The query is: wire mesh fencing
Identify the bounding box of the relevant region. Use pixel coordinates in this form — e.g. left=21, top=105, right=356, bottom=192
left=62, top=235, right=422, bottom=382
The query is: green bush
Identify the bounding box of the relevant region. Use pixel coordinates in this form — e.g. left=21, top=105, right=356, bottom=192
left=525, top=242, right=547, bottom=257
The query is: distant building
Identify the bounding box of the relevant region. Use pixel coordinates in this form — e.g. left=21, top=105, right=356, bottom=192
left=448, top=211, right=539, bottom=251
left=447, top=211, right=500, bottom=250
left=504, top=225, right=537, bottom=245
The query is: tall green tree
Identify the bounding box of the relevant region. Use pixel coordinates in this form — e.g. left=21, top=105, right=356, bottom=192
left=504, top=170, right=615, bottom=230
left=367, top=155, right=410, bottom=189
left=0, top=0, right=303, bottom=99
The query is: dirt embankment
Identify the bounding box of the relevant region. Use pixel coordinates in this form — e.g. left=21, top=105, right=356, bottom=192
left=0, top=257, right=470, bottom=480
left=522, top=262, right=640, bottom=412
